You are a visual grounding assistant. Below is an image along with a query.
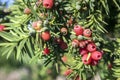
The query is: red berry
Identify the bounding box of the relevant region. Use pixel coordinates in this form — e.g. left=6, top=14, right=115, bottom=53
left=41, top=31, right=51, bottom=41
left=91, top=60, right=98, bottom=66
left=47, top=69, right=52, bottom=74
left=43, top=0, right=53, bottom=9
left=32, top=21, right=42, bottom=30
left=61, top=56, right=67, bottom=63
left=83, top=29, right=92, bottom=37
left=60, top=42, right=68, bottom=50
left=79, top=48, right=88, bottom=56
left=60, top=27, right=68, bottom=35
left=87, top=43, right=97, bottom=52
left=75, top=76, right=81, bottom=80
left=73, top=25, right=84, bottom=36
left=85, top=39, right=93, bottom=43
left=67, top=18, right=73, bottom=26
left=0, top=25, right=5, bottom=31
left=84, top=41, right=88, bottom=44
left=64, top=69, right=73, bottom=76
left=54, top=38, right=63, bottom=44
left=32, top=21, right=37, bottom=27
left=72, top=39, right=79, bottom=48
left=91, top=51, right=102, bottom=60
left=79, top=41, right=86, bottom=48
left=43, top=47, right=50, bottom=55
left=108, top=63, right=112, bottom=69
left=82, top=54, right=92, bottom=65
left=24, top=8, right=31, bottom=14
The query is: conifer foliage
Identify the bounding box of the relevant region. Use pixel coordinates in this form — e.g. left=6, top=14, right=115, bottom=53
left=0, top=0, right=120, bottom=79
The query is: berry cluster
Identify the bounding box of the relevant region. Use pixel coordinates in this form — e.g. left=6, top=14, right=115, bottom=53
left=42, top=38, right=68, bottom=55
left=54, top=38, right=68, bottom=50
left=24, top=0, right=53, bottom=15
left=23, top=0, right=104, bottom=66
left=72, top=25, right=103, bottom=65
left=24, top=0, right=70, bottom=56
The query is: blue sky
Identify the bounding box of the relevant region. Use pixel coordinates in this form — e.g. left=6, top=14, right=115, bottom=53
left=0, top=0, right=14, bottom=7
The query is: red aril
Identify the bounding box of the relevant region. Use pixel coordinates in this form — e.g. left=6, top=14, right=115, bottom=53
left=87, top=43, right=97, bottom=52
left=43, top=47, right=50, bottom=55
left=60, top=27, right=68, bottom=35
left=73, top=25, right=84, bottom=36
left=108, top=63, right=112, bottom=69
left=82, top=54, right=92, bottom=65
left=61, top=56, right=67, bottom=63
left=0, top=25, right=5, bottom=31
left=43, top=0, right=53, bottom=9
left=83, top=29, right=92, bottom=37
left=91, top=51, right=102, bottom=60
left=79, top=48, right=88, bottom=56
left=32, top=21, right=42, bottom=30
left=72, top=39, right=79, bottom=48
left=79, top=41, right=86, bottom=48
left=41, top=31, right=51, bottom=41
left=60, top=42, right=68, bottom=50
left=24, top=8, right=31, bottom=14
left=75, top=76, right=81, bottom=80
left=64, top=69, right=73, bottom=76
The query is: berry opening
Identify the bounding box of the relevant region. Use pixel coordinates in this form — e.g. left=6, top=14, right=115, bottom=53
left=45, top=4, right=49, bottom=7
left=62, top=32, right=67, bottom=35
left=92, top=46, right=95, bottom=49
left=84, top=60, right=87, bottom=62
left=75, top=25, right=79, bottom=28
left=87, top=31, right=90, bottom=34
left=97, top=55, right=101, bottom=59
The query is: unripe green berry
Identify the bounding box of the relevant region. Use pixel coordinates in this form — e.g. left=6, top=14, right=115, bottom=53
left=77, top=35, right=84, bottom=40
left=70, top=34, right=77, bottom=40
left=95, top=42, right=101, bottom=47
